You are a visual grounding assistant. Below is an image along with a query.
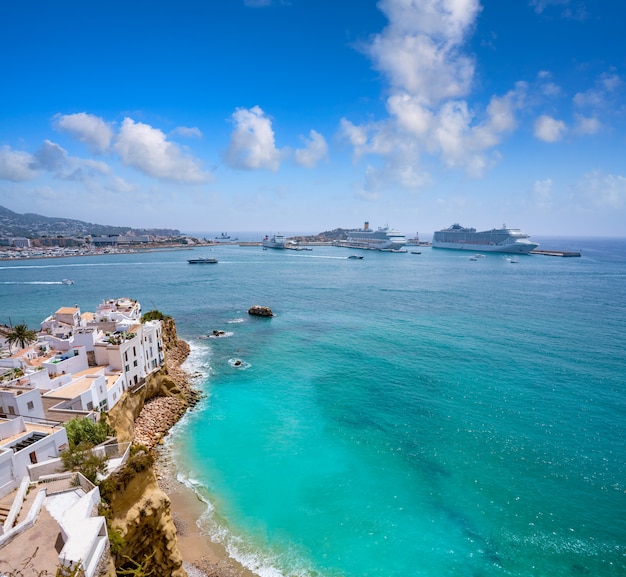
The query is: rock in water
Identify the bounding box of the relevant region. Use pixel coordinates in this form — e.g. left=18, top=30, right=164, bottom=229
left=248, top=305, right=273, bottom=317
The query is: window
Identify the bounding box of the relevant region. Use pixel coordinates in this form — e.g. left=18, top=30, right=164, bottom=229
left=8, top=406, right=15, bottom=415
left=133, top=360, right=138, bottom=367
left=29, top=451, right=37, bottom=464
left=27, top=401, right=34, bottom=410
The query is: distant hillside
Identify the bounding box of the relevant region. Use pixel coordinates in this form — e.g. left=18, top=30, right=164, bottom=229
left=0, top=205, right=180, bottom=238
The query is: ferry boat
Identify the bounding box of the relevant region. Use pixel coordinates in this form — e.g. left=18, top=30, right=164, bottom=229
left=188, top=257, right=218, bottom=264
left=343, top=222, right=407, bottom=251
left=432, top=224, right=538, bottom=254
left=262, top=234, right=286, bottom=249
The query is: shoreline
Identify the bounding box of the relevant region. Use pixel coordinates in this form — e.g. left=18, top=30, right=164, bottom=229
left=136, top=332, right=261, bottom=577
left=155, top=445, right=259, bottom=577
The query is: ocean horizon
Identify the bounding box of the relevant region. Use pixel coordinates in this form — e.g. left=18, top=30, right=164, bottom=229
left=1, top=237, right=625, bottom=576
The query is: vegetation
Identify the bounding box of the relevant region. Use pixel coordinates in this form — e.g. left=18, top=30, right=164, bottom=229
left=98, top=447, right=154, bottom=504
left=141, top=310, right=170, bottom=323
left=64, top=415, right=112, bottom=447
left=117, top=551, right=156, bottom=576
left=60, top=444, right=108, bottom=483
left=60, top=416, right=114, bottom=483
left=5, top=323, right=38, bottom=352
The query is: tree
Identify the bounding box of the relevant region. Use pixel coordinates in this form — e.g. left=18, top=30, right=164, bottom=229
left=64, top=416, right=112, bottom=448
left=6, top=323, right=37, bottom=352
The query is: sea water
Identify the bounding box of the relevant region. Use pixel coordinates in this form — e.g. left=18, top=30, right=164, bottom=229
left=1, top=238, right=624, bottom=577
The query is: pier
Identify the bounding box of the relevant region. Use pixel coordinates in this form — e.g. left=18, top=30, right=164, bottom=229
left=530, top=249, right=581, bottom=257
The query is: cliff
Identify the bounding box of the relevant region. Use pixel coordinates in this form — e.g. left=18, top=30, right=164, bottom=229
left=102, top=315, right=200, bottom=576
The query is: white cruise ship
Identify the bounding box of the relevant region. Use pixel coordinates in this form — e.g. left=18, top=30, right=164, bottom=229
left=344, top=222, right=407, bottom=251
left=432, top=224, right=539, bottom=254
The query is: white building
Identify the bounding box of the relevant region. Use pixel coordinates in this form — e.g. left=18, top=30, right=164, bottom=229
left=43, top=367, right=125, bottom=418
left=0, top=417, right=68, bottom=497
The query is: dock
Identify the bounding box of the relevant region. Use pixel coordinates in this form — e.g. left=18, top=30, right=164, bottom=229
left=530, top=249, right=581, bottom=257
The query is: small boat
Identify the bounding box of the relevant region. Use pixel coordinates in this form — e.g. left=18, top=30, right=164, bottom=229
left=188, top=257, right=218, bottom=264
left=348, top=255, right=364, bottom=259
left=61, top=279, right=74, bottom=285
left=411, top=251, right=421, bottom=255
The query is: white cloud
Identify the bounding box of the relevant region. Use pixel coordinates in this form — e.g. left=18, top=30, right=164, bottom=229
left=171, top=126, right=203, bottom=139
left=529, top=0, right=586, bottom=19
left=530, top=177, right=554, bottom=209
left=573, top=114, right=601, bottom=135
left=0, top=145, right=37, bottom=181
left=534, top=115, right=566, bottom=142
left=341, top=0, right=528, bottom=191
left=576, top=170, right=626, bottom=209
left=573, top=89, right=604, bottom=108
left=294, top=130, right=328, bottom=168
left=601, top=73, right=622, bottom=92
left=529, top=0, right=568, bottom=14
left=54, top=112, right=113, bottom=154
left=224, top=106, right=281, bottom=171
left=32, top=140, right=111, bottom=181
left=366, top=0, right=480, bottom=106
left=114, top=118, right=208, bottom=183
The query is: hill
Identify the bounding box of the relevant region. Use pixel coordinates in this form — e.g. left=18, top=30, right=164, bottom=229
left=0, top=205, right=180, bottom=238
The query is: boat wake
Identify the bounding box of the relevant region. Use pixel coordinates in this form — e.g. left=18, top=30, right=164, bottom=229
left=1, top=281, right=70, bottom=285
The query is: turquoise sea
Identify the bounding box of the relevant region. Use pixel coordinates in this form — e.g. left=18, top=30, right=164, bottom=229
left=1, top=237, right=625, bottom=577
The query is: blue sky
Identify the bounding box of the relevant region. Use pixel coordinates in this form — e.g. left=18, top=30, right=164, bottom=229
left=1, top=0, right=624, bottom=237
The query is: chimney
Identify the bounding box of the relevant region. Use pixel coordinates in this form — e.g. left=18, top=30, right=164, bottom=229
left=364, top=221, right=369, bottom=231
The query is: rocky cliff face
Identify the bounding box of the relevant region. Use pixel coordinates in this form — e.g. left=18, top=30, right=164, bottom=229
left=106, top=466, right=185, bottom=576
left=102, top=317, right=198, bottom=577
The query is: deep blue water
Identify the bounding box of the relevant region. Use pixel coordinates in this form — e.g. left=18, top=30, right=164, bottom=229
left=1, top=238, right=625, bottom=577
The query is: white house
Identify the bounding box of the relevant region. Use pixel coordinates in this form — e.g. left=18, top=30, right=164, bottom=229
left=0, top=417, right=68, bottom=496
left=0, top=384, right=45, bottom=421
left=43, top=367, right=125, bottom=417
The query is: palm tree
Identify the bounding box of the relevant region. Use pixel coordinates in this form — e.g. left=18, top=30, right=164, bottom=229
left=6, top=323, right=38, bottom=352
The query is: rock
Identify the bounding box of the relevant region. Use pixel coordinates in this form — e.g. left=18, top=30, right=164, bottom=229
left=248, top=305, right=273, bottom=317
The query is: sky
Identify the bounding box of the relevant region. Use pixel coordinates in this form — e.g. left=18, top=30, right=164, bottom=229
left=1, top=0, right=625, bottom=238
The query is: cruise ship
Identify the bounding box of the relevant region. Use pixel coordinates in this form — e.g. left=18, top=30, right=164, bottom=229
left=432, top=224, right=539, bottom=254
left=343, top=222, right=407, bottom=251
left=262, top=234, right=286, bottom=249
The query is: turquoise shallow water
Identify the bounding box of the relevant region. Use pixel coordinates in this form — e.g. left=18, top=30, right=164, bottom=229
left=1, top=238, right=625, bottom=576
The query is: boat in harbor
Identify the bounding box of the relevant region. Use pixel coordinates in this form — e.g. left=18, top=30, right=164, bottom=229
left=188, top=257, right=218, bottom=264
left=262, top=234, right=286, bottom=249
left=432, top=224, right=538, bottom=254
left=341, top=222, right=407, bottom=251
left=215, top=232, right=238, bottom=241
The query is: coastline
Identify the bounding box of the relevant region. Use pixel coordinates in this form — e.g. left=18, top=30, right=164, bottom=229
left=155, top=446, right=259, bottom=577
left=136, top=331, right=260, bottom=577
